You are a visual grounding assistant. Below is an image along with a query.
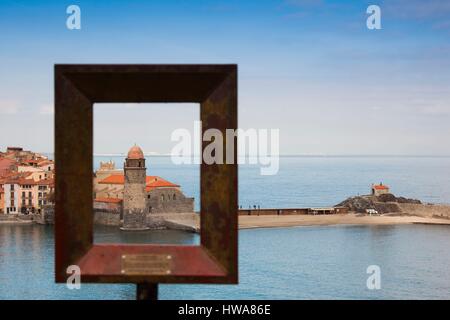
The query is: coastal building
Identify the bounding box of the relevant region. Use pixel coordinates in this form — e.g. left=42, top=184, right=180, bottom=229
left=3, top=181, right=19, bottom=214
left=93, top=145, right=194, bottom=229
left=371, top=183, right=390, bottom=196
left=0, top=147, right=55, bottom=215
left=121, top=145, right=149, bottom=230
left=19, top=178, right=35, bottom=213
left=37, top=159, right=54, bottom=173
left=17, top=166, right=50, bottom=181
left=5, top=147, right=24, bottom=156
left=3, top=147, right=47, bottom=163
left=93, top=160, right=123, bottom=193
left=95, top=146, right=194, bottom=214
left=36, top=179, right=54, bottom=210
left=0, top=158, right=16, bottom=176
left=0, top=176, right=7, bottom=214
left=308, top=207, right=336, bottom=215
left=0, top=186, right=4, bottom=213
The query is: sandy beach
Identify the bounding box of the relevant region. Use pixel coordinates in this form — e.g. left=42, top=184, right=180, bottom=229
left=238, top=213, right=450, bottom=229
left=162, top=211, right=450, bottom=232
left=2, top=212, right=450, bottom=231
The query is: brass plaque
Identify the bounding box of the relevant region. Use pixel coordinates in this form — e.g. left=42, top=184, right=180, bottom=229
left=121, top=254, right=172, bottom=275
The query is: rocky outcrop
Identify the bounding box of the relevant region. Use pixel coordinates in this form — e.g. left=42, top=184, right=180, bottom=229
left=336, top=193, right=421, bottom=214
left=377, top=193, right=421, bottom=204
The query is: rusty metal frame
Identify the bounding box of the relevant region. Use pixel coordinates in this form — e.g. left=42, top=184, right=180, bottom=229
left=55, top=64, right=238, bottom=284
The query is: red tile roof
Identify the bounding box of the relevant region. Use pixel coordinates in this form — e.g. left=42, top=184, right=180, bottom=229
left=127, top=145, right=144, bottom=159
left=37, top=160, right=53, bottom=166
left=1, top=172, right=36, bottom=185
left=94, top=197, right=123, bottom=203
left=19, top=178, right=38, bottom=185
left=37, top=178, right=54, bottom=186
left=7, top=178, right=35, bottom=185
left=147, top=178, right=179, bottom=188
left=99, top=174, right=179, bottom=189
left=0, top=173, right=54, bottom=186
left=0, top=158, right=16, bottom=172
left=373, top=184, right=389, bottom=190
left=23, top=159, right=39, bottom=164
left=98, top=175, right=125, bottom=184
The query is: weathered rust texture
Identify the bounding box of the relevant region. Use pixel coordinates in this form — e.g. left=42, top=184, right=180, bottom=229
left=55, top=64, right=238, bottom=284
left=201, top=69, right=238, bottom=283
left=55, top=69, right=93, bottom=282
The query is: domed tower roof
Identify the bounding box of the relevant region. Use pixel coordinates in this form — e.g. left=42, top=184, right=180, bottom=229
left=127, top=145, right=144, bottom=159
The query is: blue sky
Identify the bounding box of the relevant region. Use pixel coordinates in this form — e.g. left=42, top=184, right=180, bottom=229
left=0, top=0, right=449, bottom=155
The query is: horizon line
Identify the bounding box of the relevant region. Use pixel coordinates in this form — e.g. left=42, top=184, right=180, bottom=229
left=34, top=152, right=450, bottom=158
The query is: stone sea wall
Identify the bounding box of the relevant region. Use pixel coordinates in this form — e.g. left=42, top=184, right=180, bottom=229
left=94, top=210, right=121, bottom=226
left=93, top=201, right=122, bottom=226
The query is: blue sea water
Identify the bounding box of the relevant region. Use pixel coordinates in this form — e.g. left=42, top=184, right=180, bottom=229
left=95, top=155, right=450, bottom=210
left=1, top=156, right=450, bottom=299
left=1, top=224, right=450, bottom=300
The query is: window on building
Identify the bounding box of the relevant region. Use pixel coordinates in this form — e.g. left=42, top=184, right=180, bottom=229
left=173, top=194, right=176, bottom=200
left=22, top=191, right=25, bottom=197
left=161, top=195, right=164, bottom=202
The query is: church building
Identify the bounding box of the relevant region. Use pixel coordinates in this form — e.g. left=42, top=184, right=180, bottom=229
left=371, top=183, right=390, bottom=197
left=93, top=145, right=194, bottom=230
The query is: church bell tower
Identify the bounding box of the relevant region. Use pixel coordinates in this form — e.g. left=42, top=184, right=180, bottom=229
left=121, top=144, right=149, bottom=230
